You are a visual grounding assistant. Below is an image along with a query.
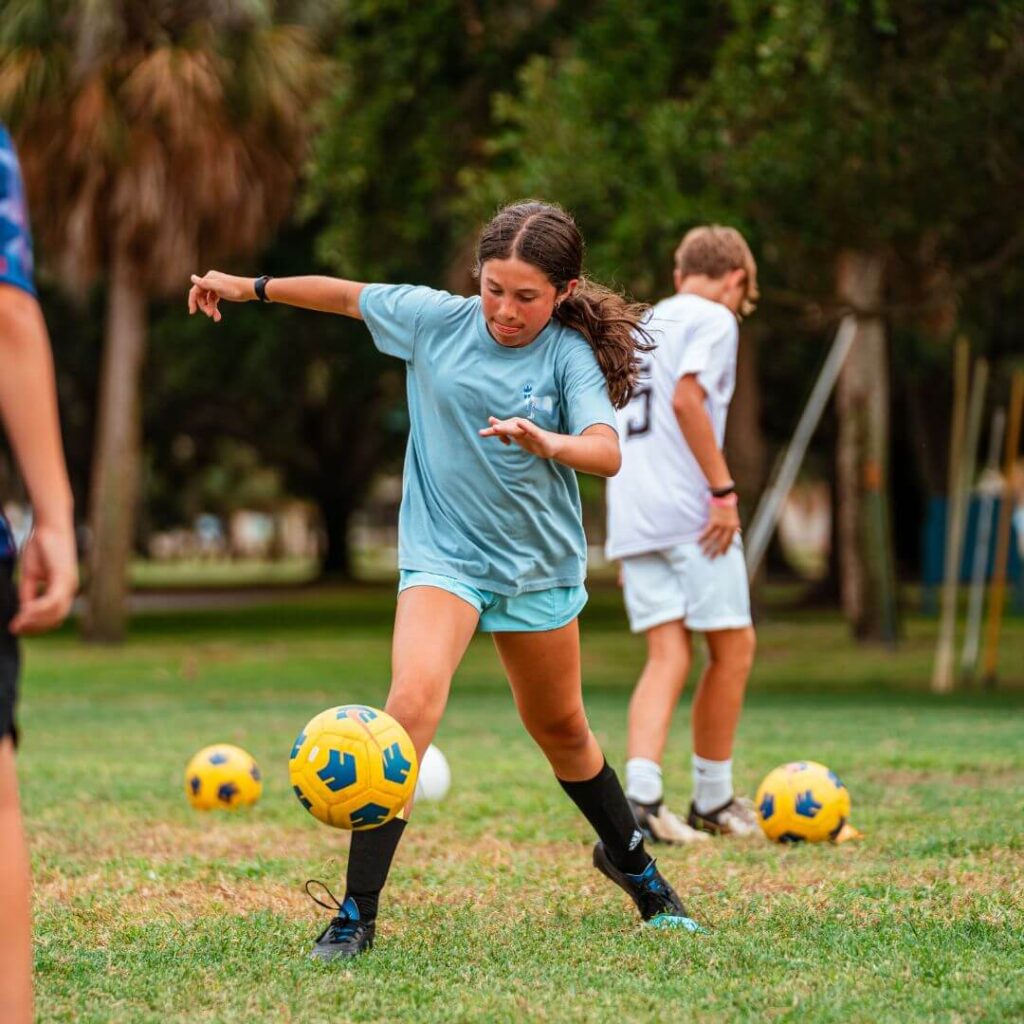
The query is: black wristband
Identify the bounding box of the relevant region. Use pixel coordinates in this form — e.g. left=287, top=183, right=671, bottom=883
left=710, top=482, right=736, bottom=498
left=254, top=275, right=273, bottom=303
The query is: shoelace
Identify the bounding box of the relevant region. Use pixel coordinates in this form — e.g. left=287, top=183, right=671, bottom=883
left=305, top=879, right=362, bottom=943
left=633, top=863, right=682, bottom=917
left=325, top=918, right=361, bottom=943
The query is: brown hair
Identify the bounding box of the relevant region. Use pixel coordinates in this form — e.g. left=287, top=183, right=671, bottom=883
left=475, top=201, right=653, bottom=408
left=675, top=225, right=759, bottom=318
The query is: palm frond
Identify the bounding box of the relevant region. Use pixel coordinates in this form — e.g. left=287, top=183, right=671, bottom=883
left=4, top=0, right=328, bottom=295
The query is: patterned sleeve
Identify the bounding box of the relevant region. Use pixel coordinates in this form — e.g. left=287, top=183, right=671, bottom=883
left=0, top=125, right=36, bottom=297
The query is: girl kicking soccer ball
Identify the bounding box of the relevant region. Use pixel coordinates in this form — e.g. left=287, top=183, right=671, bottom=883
left=188, top=200, right=701, bottom=958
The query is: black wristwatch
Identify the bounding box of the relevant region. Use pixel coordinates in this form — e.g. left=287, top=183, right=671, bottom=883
left=254, top=275, right=274, bottom=303
left=710, top=482, right=737, bottom=498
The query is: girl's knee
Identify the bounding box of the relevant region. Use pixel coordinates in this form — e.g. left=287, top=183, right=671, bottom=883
left=525, top=707, right=591, bottom=756
left=386, top=671, right=448, bottom=730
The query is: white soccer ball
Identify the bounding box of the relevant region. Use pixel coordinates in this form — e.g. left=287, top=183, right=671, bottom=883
left=414, top=743, right=451, bottom=802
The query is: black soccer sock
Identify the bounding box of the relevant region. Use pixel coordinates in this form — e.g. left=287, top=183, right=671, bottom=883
left=559, top=760, right=651, bottom=875
left=344, top=817, right=407, bottom=922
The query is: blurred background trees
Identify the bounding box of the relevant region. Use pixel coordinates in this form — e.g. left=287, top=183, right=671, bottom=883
left=1, top=0, right=326, bottom=638
left=1, top=0, right=1022, bottom=641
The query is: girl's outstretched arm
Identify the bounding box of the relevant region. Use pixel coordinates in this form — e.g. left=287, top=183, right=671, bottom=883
left=479, top=419, right=621, bottom=477
left=188, top=272, right=366, bottom=321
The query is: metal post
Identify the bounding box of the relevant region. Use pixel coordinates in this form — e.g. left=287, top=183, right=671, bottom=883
left=982, top=370, right=1024, bottom=687
left=961, top=408, right=1006, bottom=683
left=745, top=316, right=857, bottom=579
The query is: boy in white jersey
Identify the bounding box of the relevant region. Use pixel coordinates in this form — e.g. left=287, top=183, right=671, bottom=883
left=606, top=226, right=760, bottom=843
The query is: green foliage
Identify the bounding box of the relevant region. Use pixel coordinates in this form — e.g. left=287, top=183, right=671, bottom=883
left=0, top=0, right=328, bottom=292
left=142, top=221, right=408, bottom=564
left=311, top=0, right=582, bottom=285
left=463, top=0, right=1024, bottom=311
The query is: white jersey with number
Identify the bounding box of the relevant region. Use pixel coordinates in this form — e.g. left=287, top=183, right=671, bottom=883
left=605, top=292, right=739, bottom=559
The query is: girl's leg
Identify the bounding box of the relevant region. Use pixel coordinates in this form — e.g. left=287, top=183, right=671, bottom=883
left=0, top=737, right=32, bottom=1024
left=494, top=623, right=697, bottom=927
left=342, top=587, right=479, bottom=924
left=493, top=622, right=648, bottom=874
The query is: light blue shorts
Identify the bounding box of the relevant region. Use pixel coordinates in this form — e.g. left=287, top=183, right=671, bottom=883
left=398, top=571, right=588, bottom=633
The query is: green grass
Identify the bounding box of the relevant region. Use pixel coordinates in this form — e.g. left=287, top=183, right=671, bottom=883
left=19, top=586, right=1024, bottom=1023
left=129, top=557, right=319, bottom=589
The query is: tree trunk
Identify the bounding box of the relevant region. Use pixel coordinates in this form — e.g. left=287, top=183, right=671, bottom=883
left=835, top=250, right=899, bottom=643
left=82, top=252, right=147, bottom=642
left=726, top=322, right=767, bottom=515
left=319, top=488, right=357, bottom=579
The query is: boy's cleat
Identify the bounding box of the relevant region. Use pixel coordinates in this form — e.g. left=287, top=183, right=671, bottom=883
left=629, top=798, right=711, bottom=846
left=688, top=795, right=760, bottom=838
left=592, top=841, right=703, bottom=932
left=305, top=880, right=375, bottom=961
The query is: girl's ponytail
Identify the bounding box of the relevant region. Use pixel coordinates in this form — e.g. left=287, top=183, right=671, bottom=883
left=554, top=279, right=654, bottom=409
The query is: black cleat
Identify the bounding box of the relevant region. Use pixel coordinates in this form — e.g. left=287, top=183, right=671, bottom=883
left=592, top=841, right=703, bottom=931
left=306, top=880, right=375, bottom=961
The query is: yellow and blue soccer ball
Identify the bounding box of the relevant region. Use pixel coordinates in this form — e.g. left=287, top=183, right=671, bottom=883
left=755, top=760, right=851, bottom=842
left=184, top=744, right=262, bottom=810
left=289, top=705, right=418, bottom=830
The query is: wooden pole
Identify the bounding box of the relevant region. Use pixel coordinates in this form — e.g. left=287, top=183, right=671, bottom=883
left=942, top=355, right=987, bottom=673
left=932, top=338, right=970, bottom=693
left=981, top=370, right=1024, bottom=687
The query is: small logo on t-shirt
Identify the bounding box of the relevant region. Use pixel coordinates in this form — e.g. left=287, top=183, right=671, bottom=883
left=521, top=382, right=554, bottom=420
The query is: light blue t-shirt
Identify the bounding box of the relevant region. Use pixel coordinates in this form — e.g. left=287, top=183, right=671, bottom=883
left=359, top=284, right=617, bottom=595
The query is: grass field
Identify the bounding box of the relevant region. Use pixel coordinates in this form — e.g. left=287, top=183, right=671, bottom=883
left=18, top=586, right=1024, bottom=1023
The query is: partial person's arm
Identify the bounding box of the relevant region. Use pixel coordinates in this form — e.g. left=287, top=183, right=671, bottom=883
left=0, top=285, right=77, bottom=633
left=188, top=272, right=366, bottom=321
left=672, top=374, right=740, bottom=557
left=479, top=420, right=621, bottom=477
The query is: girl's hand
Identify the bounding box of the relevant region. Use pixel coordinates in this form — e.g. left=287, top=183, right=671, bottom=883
left=479, top=416, right=560, bottom=459
left=187, top=271, right=256, bottom=322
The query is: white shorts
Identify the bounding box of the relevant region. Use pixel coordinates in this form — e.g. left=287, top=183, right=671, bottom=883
left=620, top=537, right=752, bottom=634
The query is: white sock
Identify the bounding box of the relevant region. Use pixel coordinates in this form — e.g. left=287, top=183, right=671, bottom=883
left=625, top=757, right=663, bottom=805
left=692, top=754, right=733, bottom=814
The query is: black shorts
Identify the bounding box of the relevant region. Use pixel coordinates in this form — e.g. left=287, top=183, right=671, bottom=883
left=0, top=559, right=19, bottom=745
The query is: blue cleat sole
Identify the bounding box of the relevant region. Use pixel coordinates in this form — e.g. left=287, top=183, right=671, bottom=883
left=646, top=913, right=705, bottom=932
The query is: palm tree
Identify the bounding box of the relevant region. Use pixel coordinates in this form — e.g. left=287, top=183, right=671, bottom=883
left=0, top=0, right=326, bottom=640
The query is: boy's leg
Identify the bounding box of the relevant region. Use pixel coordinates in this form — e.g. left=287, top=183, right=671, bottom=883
left=624, top=622, right=708, bottom=844
left=620, top=554, right=707, bottom=844
left=311, top=586, right=478, bottom=961
left=691, top=626, right=756, bottom=763
left=671, top=539, right=758, bottom=836
left=626, top=620, right=692, bottom=771
left=494, top=623, right=696, bottom=928
left=687, top=625, right=758, bottom=834
left=0, top=737, right=32, bottom=1024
